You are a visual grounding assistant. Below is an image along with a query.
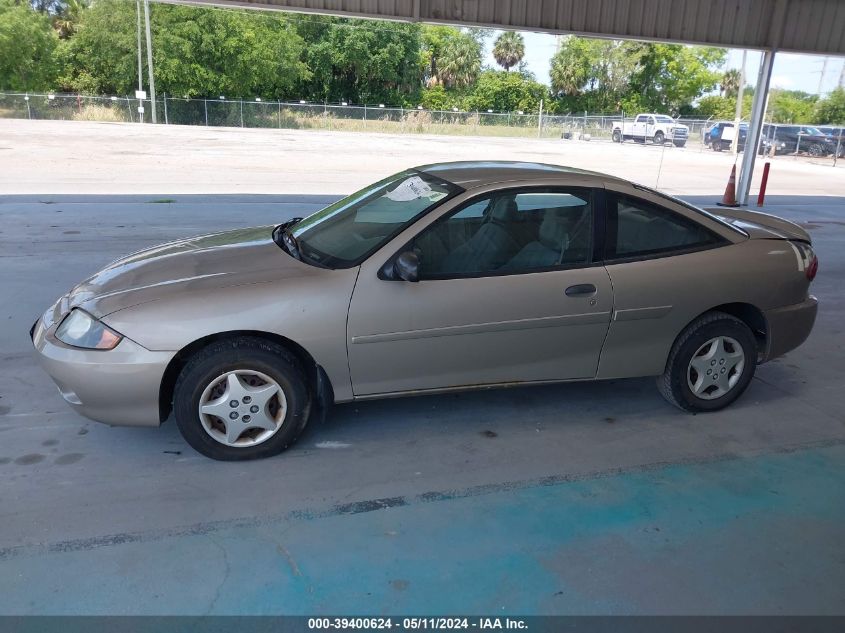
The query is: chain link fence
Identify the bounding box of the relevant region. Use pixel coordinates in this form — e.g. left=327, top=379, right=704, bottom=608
left=1, top=92, right=721, bottom=144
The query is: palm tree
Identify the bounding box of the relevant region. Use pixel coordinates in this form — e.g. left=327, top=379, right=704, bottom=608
left=721, top=69, right=741, bottom=98
left=439, top=36, right=482, bottom=88
left=493, top=31, right=525, bottom=72
left=54, top=0, right=87, bottom=39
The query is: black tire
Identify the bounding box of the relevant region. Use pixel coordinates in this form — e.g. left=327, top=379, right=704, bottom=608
left=612, top=130, right=622, bottom=143
left=653, top=131, right=665, bottom=145
left=807, top=143, right=825, bottom=157
left=657, top=311, right=757, bottom=413
left=673, top=141, right=686, bottom=148
left=712, top=140, right=722, bottom=152
left=173, top=336, right=311, bottom=460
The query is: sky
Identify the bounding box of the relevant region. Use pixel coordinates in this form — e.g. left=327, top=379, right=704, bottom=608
left=482, top=31, right=845, bottom=97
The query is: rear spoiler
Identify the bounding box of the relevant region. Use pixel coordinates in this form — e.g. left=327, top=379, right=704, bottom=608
left=702, top=207, right=811, bottom=243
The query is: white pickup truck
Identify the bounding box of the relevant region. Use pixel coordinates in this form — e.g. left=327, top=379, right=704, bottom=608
left=612, top=113, right=689, bottom=147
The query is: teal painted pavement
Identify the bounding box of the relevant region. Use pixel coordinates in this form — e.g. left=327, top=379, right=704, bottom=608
left=2, top=443, right=843, bottom=615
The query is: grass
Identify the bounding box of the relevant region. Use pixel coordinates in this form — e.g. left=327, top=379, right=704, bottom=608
left=71, top=104, right=127, bottom=123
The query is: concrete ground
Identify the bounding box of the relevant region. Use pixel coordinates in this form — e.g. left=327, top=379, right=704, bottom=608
left=0, top=190, right=843, bottom=615
left=2, top=119, right=844, bottom=197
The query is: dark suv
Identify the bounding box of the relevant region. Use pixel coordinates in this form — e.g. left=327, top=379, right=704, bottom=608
left=818, top=126, right=845, bottom=158
left=763, top=125, right=837, bottom=156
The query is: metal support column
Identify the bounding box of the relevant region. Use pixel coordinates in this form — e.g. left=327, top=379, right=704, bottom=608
left=737, top=49, right=775, bottom=205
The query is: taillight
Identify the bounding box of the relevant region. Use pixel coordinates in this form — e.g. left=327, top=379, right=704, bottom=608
left=806, top=254, right=818, bottom=281
left=791, top=241, right=817, bottom=282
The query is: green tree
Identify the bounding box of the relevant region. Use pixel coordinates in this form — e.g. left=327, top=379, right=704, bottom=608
left=295, top=16, right=420, bottom=104
left=768, top=89, right=817, bottom=123
left=57, top=0, right=309, bottom=97
left=815, top=87, right=845, bottom=124
left=420, top=25, right=481, bottom=89
left=693, top=93, right=752, bottom=119
left=720, top=68, right=740, bottom=98
left=153, top=5, right=309, bottom=98
left=550, top=36, right=592, bottom=97
left=629, top=44, right=726, bottom=113
left=420, top=84, right=461, bottom=110
left=550, top=37, right=645, bottom=111
left=463, top=70, right=549, bottom=113
left=492, top=31, right=524, bottom=72
left=0, top=0, right=58, bottom=90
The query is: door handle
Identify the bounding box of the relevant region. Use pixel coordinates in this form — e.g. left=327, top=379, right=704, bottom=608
left=565, top=283, right=597, bottom=297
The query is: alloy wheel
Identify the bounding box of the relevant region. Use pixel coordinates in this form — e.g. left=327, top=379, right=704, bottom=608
left=686, top=336, right=745, bottom=400
left=198, top=369, right=287, bottom=447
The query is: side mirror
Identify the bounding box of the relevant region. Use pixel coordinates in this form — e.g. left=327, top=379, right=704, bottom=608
left=394, top=251, right=420, bottom=282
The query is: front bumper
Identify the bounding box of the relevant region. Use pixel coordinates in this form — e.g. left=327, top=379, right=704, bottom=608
left=31, top=315, right=174, bottom=427
left=764, top=295, right=818, bottom=362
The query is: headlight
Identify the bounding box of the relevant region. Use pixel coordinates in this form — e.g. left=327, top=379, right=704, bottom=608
left=55, top=309, right=123, bottom=350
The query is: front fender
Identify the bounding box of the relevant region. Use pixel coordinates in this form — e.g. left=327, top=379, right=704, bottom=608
left=102, top=268, right=360, bottom=401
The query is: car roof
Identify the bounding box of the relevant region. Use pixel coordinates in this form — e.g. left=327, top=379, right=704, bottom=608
left=415, top=161, right=624, bottom=190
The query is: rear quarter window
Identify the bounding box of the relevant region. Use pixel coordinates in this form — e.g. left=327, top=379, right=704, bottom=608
left=606, top=194, right=725, bottom=261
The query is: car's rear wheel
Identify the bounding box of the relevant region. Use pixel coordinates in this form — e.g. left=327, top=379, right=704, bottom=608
left=657, top=312, right=757, bottom=412
left=612, top=130, right=622, bottom=143
left=173, top=336, right=310, bottom=460
left=807, top=143, right=825, bottom=157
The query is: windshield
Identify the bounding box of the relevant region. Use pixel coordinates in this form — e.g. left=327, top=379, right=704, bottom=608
left=655, top=116, right=675, bottom=123
left=801, top=126, right=824, bottom=136
left=290, top=170, right=462, bottom=268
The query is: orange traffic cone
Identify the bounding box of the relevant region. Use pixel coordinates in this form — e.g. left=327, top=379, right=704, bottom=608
left=717, top=164, right=740, bottom=207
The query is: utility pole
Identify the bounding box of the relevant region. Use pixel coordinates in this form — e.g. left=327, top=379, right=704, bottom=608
left=818, top=56, right=829, bottom=96
left=135, top=0, right=144, bottom=123
left=143, top=0, right=157, bottom=123
left=732, top=50, right=747, bottom=156
left=839, top=60, right=845, bottom=88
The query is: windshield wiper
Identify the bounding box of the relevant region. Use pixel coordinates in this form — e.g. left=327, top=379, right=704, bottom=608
left=272, top=217, right=302, bottom=259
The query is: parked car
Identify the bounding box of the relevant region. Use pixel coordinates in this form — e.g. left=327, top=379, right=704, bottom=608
left=763, top=124, right=837, bottom=156
left=32, top=162, right=818, bottom=460
left=612, top=114, right=689, bottom=147
left=706, top=122, right=779, bottom=155
left=706, top=121, right=749, bottom=151
left=818, top=126, right=845, bottom=157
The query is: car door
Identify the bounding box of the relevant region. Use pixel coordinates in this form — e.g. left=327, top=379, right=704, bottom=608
left=346, top=184, right=614, bottom=396
left=595, top=185, right=734, bottom=380
left=633, top=115, right=647, bottom=139
left=646, top=116, right=656, bottom=140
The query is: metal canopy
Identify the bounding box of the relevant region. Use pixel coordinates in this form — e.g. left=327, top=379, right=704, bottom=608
left=154, top=0, right=845, bottom=56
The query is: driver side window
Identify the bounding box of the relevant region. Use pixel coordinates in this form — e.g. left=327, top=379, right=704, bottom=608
left=412, top=188, right=594, bottom=279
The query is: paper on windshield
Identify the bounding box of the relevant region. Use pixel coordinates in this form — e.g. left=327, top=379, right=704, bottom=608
left=385, top=176, right=434, bottom=201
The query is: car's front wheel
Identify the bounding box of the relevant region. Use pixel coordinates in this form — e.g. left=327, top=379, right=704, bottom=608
left=657, top=312, right=757, bottom=412
left=173, top=336, right=310, bottom=460
left=653, top=131, right=665, bottom=145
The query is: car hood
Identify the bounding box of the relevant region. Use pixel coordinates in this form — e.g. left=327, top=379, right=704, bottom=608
left=705, top=208, right=811, bottom=242
left=58, top=225, right=315, bottom=319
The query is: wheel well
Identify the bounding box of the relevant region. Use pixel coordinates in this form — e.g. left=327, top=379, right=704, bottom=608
left=158, top=330, right=323, bottom=423
left=704, top=303, right=768, bottom=357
